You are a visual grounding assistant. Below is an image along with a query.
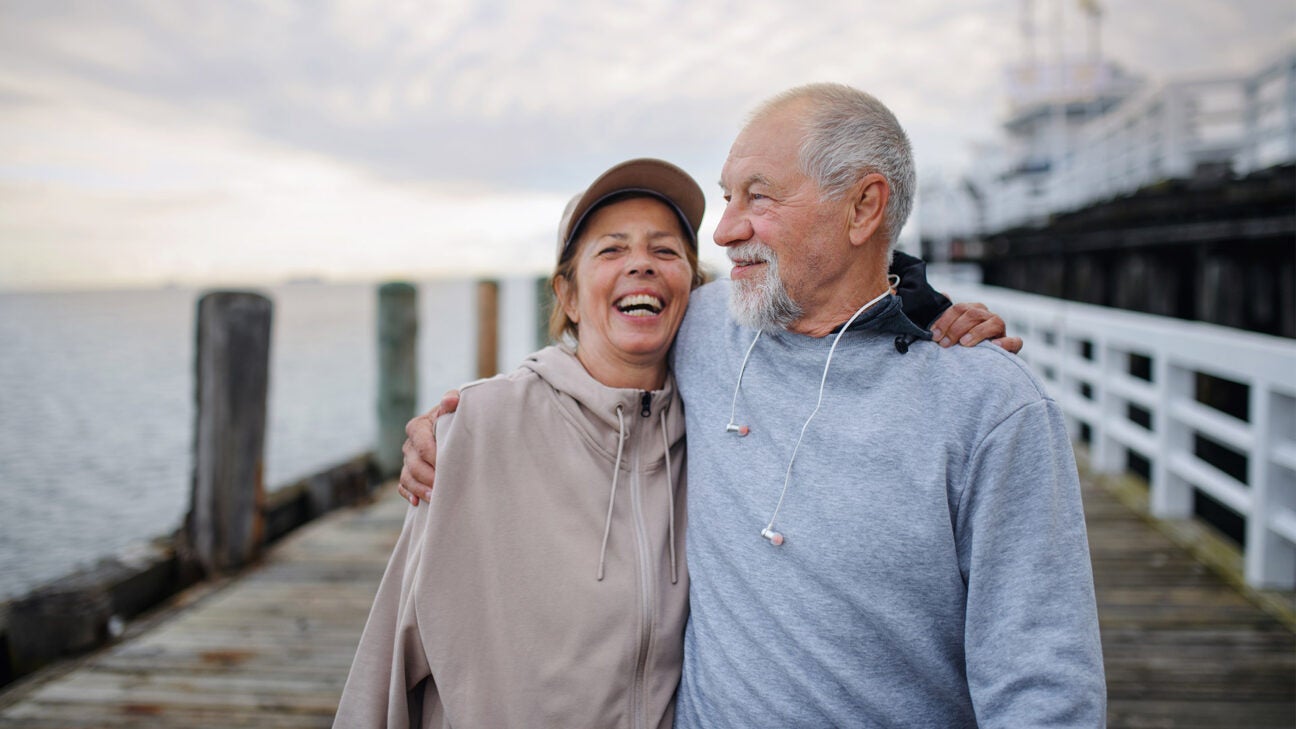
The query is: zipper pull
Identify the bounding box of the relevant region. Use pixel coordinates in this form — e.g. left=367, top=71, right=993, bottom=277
left=641, top=391, right=652, bottom=417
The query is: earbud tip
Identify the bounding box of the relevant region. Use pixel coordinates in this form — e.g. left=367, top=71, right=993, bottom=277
left=738, top=426, right=750, bottom=436
left=769, top=532, right=784, bottom=546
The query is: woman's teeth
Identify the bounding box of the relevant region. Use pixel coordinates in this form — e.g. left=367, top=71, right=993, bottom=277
left=616, top=294, right=663, bottom=316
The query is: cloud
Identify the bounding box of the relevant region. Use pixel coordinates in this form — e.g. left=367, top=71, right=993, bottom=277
left=0, top=67, right=563, bottom=289
left=0, top=0, right=1291, bottom=288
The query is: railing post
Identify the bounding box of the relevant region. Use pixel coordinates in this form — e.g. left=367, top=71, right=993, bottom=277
left=376, top=283, right=418, bottom=480
left=1150, top=358, right=1194, bottom=519
left=185, top=291, right=272, bottom=575
left=1056, top=325, right=1077, bottom=438
left=476, top=280, right=500, bottom=379
left=1246, top=383, right=1295, bottom=588
left=1093, top=342, right=1125, bottom=474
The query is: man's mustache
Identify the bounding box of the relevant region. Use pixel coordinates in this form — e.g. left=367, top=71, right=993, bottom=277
left=727, top=242, right=775, bottom=265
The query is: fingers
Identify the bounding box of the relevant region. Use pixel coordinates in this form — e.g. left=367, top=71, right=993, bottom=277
left=398, top=437, right=435, bottom=503
left=406, top=413, right=438, bottom=460
left=398, top=462, right=432, bottom=506
left=402, top=437, right=437, bottom=486
left=402, top=388, right=461, bottom=448
left=957, top=317, right=1010, bottom=348
left=930, top=303, right=1005, bottom=347
left=396, top=402, right=443, bottom=505
left=993, top=336, right=1024, bottom=354
left=396, top=388, right=462, bottom=507
left=438, top=390, right=461, bottom=416
left=405, top=407, right=438, bottom=439
left=396, top=478, right=419, bottom=506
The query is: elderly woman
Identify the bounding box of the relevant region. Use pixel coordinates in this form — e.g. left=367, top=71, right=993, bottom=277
left=335, top=159, right=702, bottom=727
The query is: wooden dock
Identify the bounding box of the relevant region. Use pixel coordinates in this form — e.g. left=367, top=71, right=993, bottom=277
left=0, top=486, right=407, bottom=728
left=1085, top=472, right=1296, bottom=727
left=0, top=475, right=1292, bottom=727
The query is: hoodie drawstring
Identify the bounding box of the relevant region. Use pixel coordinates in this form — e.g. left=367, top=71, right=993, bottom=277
left=659, top=408, right=678, bottom=585
left=597, top=405, right=627, bottom=581
left=597, top=401, right=678, bottom=584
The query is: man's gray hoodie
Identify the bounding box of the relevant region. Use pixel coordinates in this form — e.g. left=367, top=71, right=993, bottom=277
left=672, top=281, right=1105, bottom=727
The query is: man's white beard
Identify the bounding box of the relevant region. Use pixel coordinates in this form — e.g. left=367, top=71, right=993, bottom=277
left=726, top=242, right=802, bottom=331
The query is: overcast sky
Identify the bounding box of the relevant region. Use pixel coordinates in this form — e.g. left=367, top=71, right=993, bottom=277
left=1, top=0, right=1292, bottom=290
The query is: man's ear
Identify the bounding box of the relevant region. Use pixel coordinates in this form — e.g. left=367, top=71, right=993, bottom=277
left=847, top=172, right=889, bottom=247
left=555, top=276, right=578, bottom=324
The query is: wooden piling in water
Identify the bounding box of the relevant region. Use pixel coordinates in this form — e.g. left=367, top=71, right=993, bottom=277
left=1, top=288, right=385, bottom=688
left=184, top=291, right=273, bottom=576
left=375, top=283, right=418, bottom=479
left=535, top=275, right=554, bottom=347
left=476, top=280, right=500, bottom=379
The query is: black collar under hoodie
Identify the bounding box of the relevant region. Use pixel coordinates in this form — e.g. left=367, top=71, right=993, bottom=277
left=830, top=251, right=950, bottom=353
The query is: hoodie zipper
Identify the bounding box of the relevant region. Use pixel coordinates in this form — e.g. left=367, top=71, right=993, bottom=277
left=629, top=393, right=654, bottom=729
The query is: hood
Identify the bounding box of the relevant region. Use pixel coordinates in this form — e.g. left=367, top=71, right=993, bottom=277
left=519, top=344, right=684, bottom=451
left=890, top=250, right=952, bottom=329
left=840, top=293, right=931, bottom=343
left=519, top=344, right=686, bottom=584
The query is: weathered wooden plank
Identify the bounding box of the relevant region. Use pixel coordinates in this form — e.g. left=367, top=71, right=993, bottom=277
left=1107, top=700, right=1296, bottom=729
left=94, top=654, right=357, bottom=677
left=1100, top=626, right=1295, bottom=650
left=0, top=708, right=331, bottom=729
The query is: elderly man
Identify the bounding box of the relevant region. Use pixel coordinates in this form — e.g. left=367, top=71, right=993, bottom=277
left=667, top=84, right=1105, bottom=726
left=399, top=84, right=1104, bottom=726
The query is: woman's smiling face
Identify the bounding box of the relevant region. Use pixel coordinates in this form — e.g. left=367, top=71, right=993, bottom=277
left=557, top=195, right=695, bottom=387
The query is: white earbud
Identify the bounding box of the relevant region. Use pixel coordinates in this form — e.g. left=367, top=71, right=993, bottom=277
left=760, top=528, right=784, bottom=546
left=724, top=331, right=763, bottom=437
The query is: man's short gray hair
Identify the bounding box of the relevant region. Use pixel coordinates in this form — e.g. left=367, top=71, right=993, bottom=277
left=753, top=83, right=916, bottom=249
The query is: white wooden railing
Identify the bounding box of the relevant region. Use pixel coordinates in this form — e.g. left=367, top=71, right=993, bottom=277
left=935, top=279, right=1296, bottom=590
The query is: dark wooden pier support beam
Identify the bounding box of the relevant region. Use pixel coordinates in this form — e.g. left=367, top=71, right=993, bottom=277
left=375, top=282, right=418, bottom=479
left=184, top=291, right=273, bottom=576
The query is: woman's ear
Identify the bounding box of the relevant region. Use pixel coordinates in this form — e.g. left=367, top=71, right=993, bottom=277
left=554, top=276, right=579, bottom=324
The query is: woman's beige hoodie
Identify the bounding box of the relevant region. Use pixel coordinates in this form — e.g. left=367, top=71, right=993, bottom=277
left=334, top=346, right=689, bottom=729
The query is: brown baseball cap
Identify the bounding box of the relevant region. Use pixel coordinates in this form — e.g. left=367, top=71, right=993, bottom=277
left=556, top=158, right=706, bottom=262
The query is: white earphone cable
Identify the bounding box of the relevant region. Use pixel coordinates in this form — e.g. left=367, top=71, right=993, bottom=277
left=725, top=331, right=763, bottom=435
left=759, top=282, right=897, bottom=540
